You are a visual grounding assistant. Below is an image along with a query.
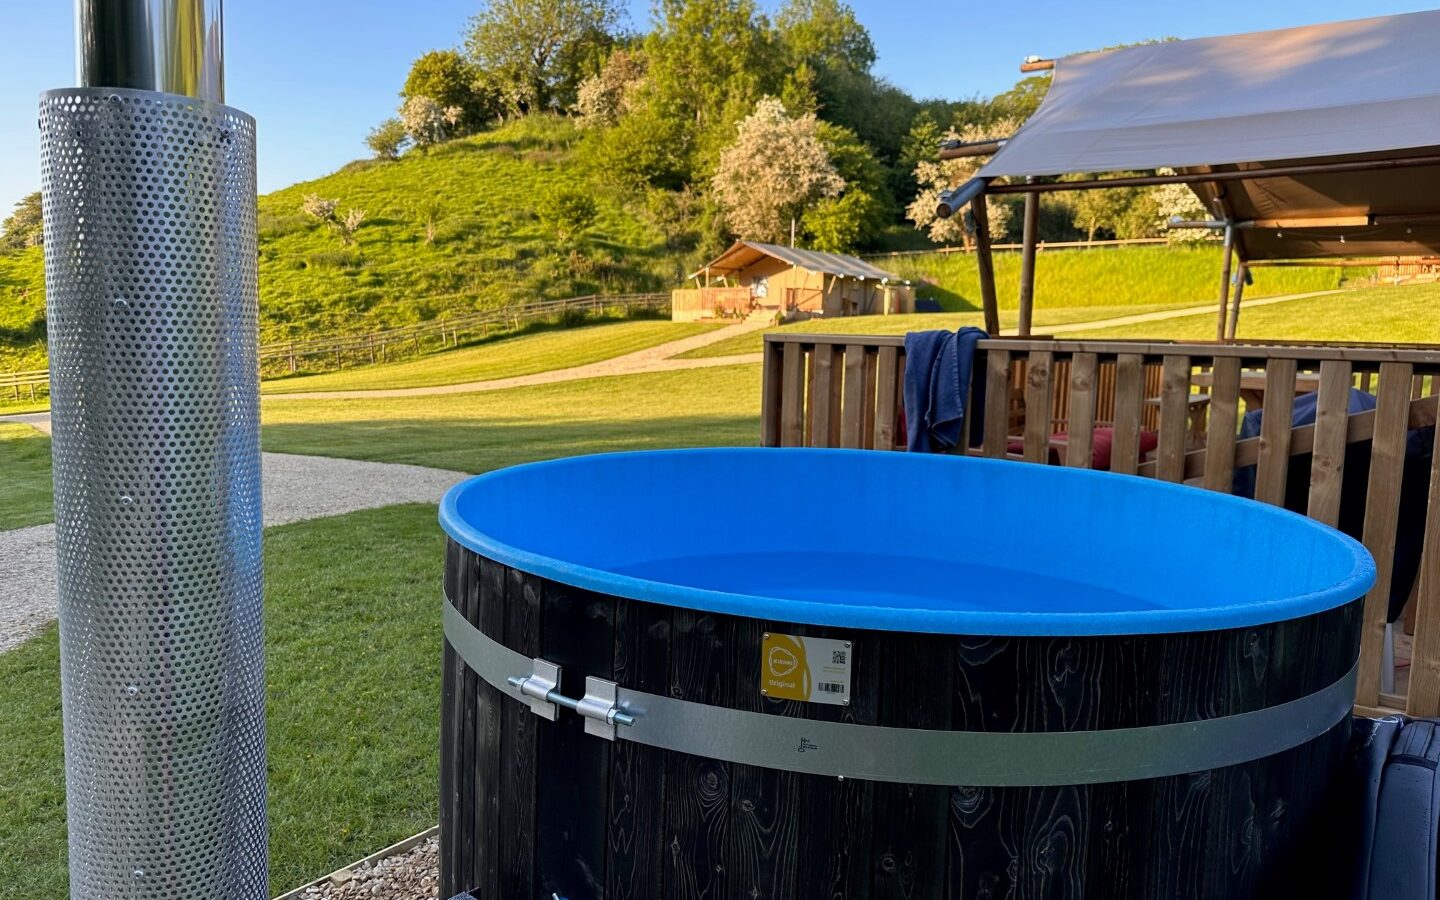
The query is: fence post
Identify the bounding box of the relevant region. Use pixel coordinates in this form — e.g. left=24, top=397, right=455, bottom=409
left=288, top=342, right=297, bottom=374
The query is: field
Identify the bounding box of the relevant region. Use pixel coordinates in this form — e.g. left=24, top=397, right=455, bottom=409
left=262, top=365, right=762, bottom=471
left=0, top=423, right=52, bottom=530
left=880, top=244, right=1356, bottom=311
left=263, top=319, right=716, bottom=394
left=1072, top=280, right=1440, bottom=343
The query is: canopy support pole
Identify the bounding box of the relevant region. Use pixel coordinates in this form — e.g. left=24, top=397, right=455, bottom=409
left=1017, top=183, right=1039, bottom=336
left=971, top=193, right=1001, bottom=334
left=1226, top=263, right=1248, bottom=341
left=1215, top=222, right=1235, bottom=342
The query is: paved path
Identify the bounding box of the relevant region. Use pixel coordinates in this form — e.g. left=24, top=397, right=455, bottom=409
left=264, top=320, right=769, bottom=401
left=1038, top=289, right=1341, bottom=336
left=0, top=443, right=467, bottom=653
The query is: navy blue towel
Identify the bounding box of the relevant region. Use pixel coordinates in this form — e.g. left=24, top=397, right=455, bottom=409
left=903, top=327, right=987, bottom=453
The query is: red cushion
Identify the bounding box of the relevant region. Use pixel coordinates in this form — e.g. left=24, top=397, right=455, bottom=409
left=1008, top=427, right=1159, bottom=469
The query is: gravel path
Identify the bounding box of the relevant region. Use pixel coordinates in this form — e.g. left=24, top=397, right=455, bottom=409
left=0, top=436, right=466, bottom=653
left=290, top=835, right=439, bottom=900
left=264, top=319, right=767, bottom=401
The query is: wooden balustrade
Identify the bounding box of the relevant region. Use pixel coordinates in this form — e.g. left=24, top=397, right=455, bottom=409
left=761, top=333, right=1440, bottom=718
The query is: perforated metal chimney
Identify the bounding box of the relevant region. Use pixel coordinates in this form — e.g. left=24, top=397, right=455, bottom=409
left=40, top=2, right=266, bottom=897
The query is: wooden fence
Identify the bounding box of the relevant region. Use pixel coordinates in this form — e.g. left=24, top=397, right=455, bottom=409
left=0, top=292, right=670, bottom=395
left=861, top=237, right=1170, bottom=261
left=0, top=369, right=49, bottom=402
left=760, top=332, right=1440, bottom=719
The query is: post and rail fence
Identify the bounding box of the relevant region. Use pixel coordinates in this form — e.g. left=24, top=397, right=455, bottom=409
left=860, top=236, right=1171, bottom=261
left=0, top=292, right=670, bottom=401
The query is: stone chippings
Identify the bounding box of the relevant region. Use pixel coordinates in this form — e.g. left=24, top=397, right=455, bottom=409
left=302, top=836, right=439, bottom=900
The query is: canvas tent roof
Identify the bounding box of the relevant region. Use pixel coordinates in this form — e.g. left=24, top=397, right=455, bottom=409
left=693, top=241, right=900, bottom=281
left=978, top=10, right=1440, bottom=260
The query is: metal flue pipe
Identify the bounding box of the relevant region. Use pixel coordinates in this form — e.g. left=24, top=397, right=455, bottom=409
left=41, top=2, right=266, bottom=897
left=77, top=0, right=225, bottom=101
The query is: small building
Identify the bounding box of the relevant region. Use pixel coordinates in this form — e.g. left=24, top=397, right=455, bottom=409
left=671, top=241, right=914, bottom=323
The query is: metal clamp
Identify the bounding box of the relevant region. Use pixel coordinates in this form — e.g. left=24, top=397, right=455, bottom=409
left=506, top=661, right=635, bottom=740
left=507, top=659, right=561, bottom=721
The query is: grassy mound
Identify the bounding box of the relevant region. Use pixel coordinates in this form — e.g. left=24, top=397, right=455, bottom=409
left=0, top=116, right=680, bottom=372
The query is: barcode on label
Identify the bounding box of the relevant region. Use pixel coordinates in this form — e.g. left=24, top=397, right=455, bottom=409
left=816, top=682, right=846, bottom=694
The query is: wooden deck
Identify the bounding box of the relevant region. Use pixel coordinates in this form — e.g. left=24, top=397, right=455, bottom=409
left=760, top=333, right=1440, bottom=718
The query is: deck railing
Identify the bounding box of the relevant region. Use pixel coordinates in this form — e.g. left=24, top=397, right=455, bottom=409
left=761, top=333, right=1440, bottom=718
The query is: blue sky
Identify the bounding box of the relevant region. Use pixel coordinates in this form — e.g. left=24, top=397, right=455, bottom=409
left=0, top=0, right=1436, bottom=212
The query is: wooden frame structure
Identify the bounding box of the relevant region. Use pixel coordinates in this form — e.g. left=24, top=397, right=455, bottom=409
left=934, top=15, right=1440, bottom=340
left=760, top=332, right=1440, bottom=719
left=939, top=152, right=1440, bottom=342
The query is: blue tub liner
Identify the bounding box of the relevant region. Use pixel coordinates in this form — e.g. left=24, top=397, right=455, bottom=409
left=440, top=448, right=1375, bottom=637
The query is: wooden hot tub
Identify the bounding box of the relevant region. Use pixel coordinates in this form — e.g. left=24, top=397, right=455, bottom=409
left=438, top=448, right=1373, bottom=899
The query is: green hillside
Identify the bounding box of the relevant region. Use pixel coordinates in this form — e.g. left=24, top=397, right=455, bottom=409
left=256, top=115, right=679, bottom=342
left=0, top=250, right=44, bottom=371
left=880, top=245, right=1360, bottom=311
left=0, top=116, right=681, bottom=371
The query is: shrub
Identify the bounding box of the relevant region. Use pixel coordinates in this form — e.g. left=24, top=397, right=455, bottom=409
left=537, top=187, right=598, bottom=242
left=366, top=118, right=410, bottom=160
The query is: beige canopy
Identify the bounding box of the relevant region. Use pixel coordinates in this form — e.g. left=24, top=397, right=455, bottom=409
left=977, top=10, right=1440, bottom=262
left=941, top=10, right=1440, bottom=340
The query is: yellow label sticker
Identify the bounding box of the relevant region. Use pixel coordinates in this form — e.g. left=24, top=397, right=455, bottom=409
left=761, top=632, right=851, bottom=705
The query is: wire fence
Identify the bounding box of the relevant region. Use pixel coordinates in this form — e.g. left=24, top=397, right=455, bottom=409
left=0, top=292, right=672, bottom=402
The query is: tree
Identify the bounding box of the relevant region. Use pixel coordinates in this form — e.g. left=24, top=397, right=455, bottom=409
left=465, top=0, right=621, bottom=115
left=0, top=193, right=42, bottom=250
left=775, top=0, right=874, bottom=74
left=1152, top=172, right=1213, bottom=243
left=798, top=121, right=888, bottom=250
left=638, top=0, right=778, bottom=180
left=400, top=95, right=452, bottom=148
left=906, top=120, right=1017, bottom=248
left=803, top=190, right=873, bottom=251
left=403, top=50, right=492, bottom=133
left=366, top=118, right=410, bottom=160
left=538, top=187, right=598, bottom=241
left=573, top=48, right=645, bottom=128
left=712, top=97, right=844, bottom=243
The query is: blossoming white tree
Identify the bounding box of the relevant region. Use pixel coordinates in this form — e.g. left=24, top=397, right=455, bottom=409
left=712, top=97, right=845, bottom=244
left=906, top=120, right=1017, bottom=248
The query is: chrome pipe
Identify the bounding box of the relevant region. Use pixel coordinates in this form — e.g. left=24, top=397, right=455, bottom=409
left=76, top=0, right=224, bottom=102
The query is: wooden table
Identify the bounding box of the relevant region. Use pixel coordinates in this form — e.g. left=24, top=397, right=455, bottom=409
left=1191, top=369, right=1321, bottom=410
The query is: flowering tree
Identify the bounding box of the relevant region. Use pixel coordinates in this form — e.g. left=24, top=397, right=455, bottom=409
left=1152, top=171, right=1214, bottom=243
left=401, top=96, right=451, bottom=148
left=712, top=97, right=844, bottom=243
left=574, top=49, right=645, bottom=128
left=906, top=120, right=1017, bottom=248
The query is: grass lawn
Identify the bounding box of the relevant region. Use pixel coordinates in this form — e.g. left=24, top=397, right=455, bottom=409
left=677, top=302, right=1198, bottom=359
left=881, top=244, right=1356, bottom=312
left=0, top=423, right=52, bottom=530
left=263, top=319, right=717, bottom=394
left=1073, top=281, right=1440, bottom=343
left=0, top=504, right=445, bottom=899
left=261, top=364, right=763, bottom=472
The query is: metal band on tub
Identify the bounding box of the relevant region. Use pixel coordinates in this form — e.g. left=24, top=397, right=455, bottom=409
left=443, top=600, right=1357, bottom=787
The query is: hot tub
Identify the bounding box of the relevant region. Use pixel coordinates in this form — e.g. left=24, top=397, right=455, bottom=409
left=437, top=448, right=1374, bottom=900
